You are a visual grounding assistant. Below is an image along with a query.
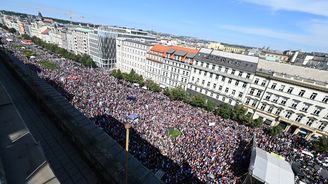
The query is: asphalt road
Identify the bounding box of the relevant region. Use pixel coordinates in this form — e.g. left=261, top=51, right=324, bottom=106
left=0, top=60, right=100, bottom=184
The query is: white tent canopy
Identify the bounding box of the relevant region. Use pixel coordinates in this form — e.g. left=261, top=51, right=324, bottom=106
left=249, top=147, right=294, bottom=184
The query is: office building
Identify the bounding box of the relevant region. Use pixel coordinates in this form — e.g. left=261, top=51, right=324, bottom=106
left=245, top=60, right=328, bottom=138
left=187, top=48, right=258, bottom=106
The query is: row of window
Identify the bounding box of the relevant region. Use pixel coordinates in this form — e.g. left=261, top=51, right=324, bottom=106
left=249, top=88, right=325, bottom=116
left=255, top=102, right=327, bottom=130
left=123, top=41, right=148, bottom=50
left=254, top=77, right=328, bottom=103
left=193, top=65, right=251, bottom=79
left=163, top=65, right=190, bottom=76
left=190, top=84, right=236, bottom=105
left=164, top=60, right=191, bottom=70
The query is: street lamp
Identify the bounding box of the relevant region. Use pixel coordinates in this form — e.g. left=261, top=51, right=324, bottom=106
left=124, top=123, right=132, bottom=184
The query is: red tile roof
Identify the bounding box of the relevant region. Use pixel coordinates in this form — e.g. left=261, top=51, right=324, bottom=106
left=41, top=29, right=49, bottom=34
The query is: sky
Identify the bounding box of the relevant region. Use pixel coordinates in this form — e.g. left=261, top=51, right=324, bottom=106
left=1, top=0, right=328, bottom=52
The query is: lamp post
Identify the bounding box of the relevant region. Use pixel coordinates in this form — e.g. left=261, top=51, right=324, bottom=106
left=124, top=123, right=132, bottom=184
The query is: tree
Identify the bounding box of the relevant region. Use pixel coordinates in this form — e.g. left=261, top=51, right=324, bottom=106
left=216, top=103, right=232, bottom=119
left=190, top=94, right=206, bottom=108
left=269, top=125, right=283, bottom=136
left=313, top=136, right=328, bottom=153
left=231, top=104, right=247, bottom=122
left=205, top=99, right=217, bottom=112
left=249, top=117, right=263, bottom=128
left=169, top=87, right=189, bottom=102
left=8, top=28, right=16, bottom=34
left=145, top=80, right=161, bottom=92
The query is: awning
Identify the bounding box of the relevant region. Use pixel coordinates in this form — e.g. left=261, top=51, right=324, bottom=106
left=249, top=147, right=294, bottom=184
left=299, top=129, right=308, bottom=135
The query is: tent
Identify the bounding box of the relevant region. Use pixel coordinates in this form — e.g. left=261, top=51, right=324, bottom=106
left=248, top=147, right=294, bottom=184
left=127, top=114, right=139, bottom=121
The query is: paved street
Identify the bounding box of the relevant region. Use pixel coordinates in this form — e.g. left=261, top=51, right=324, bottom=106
left=0, top=60, right=100, bottom=184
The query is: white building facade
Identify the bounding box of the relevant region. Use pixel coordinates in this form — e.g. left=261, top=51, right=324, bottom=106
left=245, top=60, right=328, bottom=138
left=116, top=38, right=153, bottom=75
left=187, top=48, right=259, bottom=106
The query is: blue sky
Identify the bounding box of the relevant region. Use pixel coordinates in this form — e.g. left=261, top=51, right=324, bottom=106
left=1, top=0, right=328, bottom=52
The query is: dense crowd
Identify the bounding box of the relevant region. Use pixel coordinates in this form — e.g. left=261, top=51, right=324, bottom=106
left=1, top=35, right=327, bottom=184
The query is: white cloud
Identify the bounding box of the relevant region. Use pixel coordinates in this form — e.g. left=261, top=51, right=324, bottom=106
left=242, top=0, right=328, bottom=17
left=220, top=22, right=328, bottom=50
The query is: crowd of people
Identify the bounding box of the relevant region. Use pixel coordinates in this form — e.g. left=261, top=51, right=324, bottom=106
left=1, top=34, right=327, bottom=184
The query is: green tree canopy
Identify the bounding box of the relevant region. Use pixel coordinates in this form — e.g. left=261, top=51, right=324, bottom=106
left=313, top=136, right=328, bottom=153
left=205, top=99, right=217, bottom=112
left=145, top=80, right=161, bottom=92
left=190, top=94, right=207, bottom=108
left=216, top=103, right=232, bottom=119
left=269, top=125, right=284, bottom=136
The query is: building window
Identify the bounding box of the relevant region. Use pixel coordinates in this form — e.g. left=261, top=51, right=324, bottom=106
left=219, top=85, right=223, bottom=91
left=231, top=69, right=235, bottom=75
left=275, top=108, right=282, bottom=115
left=306, top=119, right=314, bottom=126
left=252, top=101, right=257, bottom=107
left=207, top=82, right=211, bottom=87
left=285, top=112, right=292, bottom=119
left=249, top=88, right=255, bottom=95
left=246, top=73, right=251, bottom=79
left=261, top=80, right=266, bottom=86
left=206, top=63, right=209, bottom=68
left=228, top=78, right=232, bottom=84
left=302, top=104, right=309, bottom=112
left=290, top=101, right=298, bottom=109
left=242, top=82, right=247, bottom=88
left=239, top=92, right=243, bottom=98
left=212, top=65, right=216, bottom=70
left=280, top=98, right=287, bottom=105
left=254, top=78, right=259, bottom=84
left=221, top=76, right=225, bottom=82
left=318, top=122, right=327, bottom=130
left=260, top=104, right=266, bottom=110
left=295, top=115, right=303, bottom=122
left=235, top=80, right=239, bottom=86
left=245, top=98, right=250, bottom=105
left=225, top=67, right=229, bottom=73
left=238, top=72, right=243, bottom=77
left=271, top=83, right=277, bottom=89
left=202, top=80, right=205, bottom=85
left=232, top=90, right=236, bottom=95
left=215, top=75, right=219, bottom=80
left=298, top=90, right=305, bottom=97
left=209, top=73, right=213, bottom=78
left=313, top=108, right=322, bottom=116
left=256, top=90, right=262, bottom=97
left=225, top=88, right=229, bottom=93
left=213, top=83, right=217, bottom=89
left=199, top=70, right=201, bottom=75
left=265, top=94, right=271, bottom=100
left=322, top=96, right=328, bottom=103
left=279, top=85, right=285, bottom=92
left=310, top=93, right=317, bottom=100
left=192, top=77, right=195, bottom=81
left=222, top=97, right=226, bottom=102
left=204, top=71, right=207, bottom=76
left=287, top=87, right=294, bottom=94
left=268, top=106, right=273, bottom=113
